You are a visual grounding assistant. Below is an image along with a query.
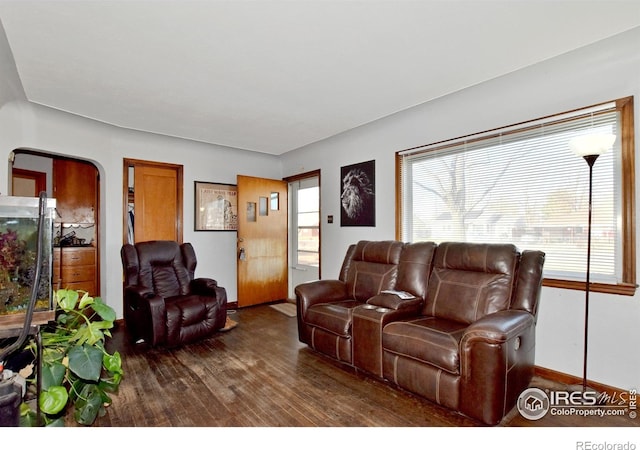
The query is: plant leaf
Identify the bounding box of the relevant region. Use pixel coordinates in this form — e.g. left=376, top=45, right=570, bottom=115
left=39, top=386, right=68, bottom=415
left=41, top=362, right=66, bottom=390
left=91, top=297, right=116, bottom=322
left=19, top=402, right=37, bottom=427
left=73, top=384, right=103, bottom=425
left=78, top=291, right=94, bottom=309
left=55, top=289, right=79, bottom=311
left=55, top=312, right=71, bottom=325
left=71, top=321, right=107, bottom=346
left=45, top=417, right=65, bottom=427
left=103, top=351, right=123, bottom=374
left=68, top=344, right=103, bottom=381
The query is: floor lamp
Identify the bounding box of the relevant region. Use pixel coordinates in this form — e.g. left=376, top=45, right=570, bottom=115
left=569, top=133, right=616, bottom=392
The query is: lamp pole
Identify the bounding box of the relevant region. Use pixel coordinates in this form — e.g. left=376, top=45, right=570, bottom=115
left=570, top=132, right=615, bottom=393
left=581, top=153, right=599, bottom=392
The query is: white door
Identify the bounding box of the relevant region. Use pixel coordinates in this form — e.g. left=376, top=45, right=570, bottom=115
left=288, top=175, right=320, bottom=299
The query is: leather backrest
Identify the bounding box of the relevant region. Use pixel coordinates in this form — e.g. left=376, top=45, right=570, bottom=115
left=123, top=240, right=193, bottom=298
left=121, top=243, right=140, bottom=286
left=181, top=242, right=198, bottom=280
left=422, top=242, right=518, bottom=324
left=511, top=249, right=545, bottom=318
left=395, top=241, right=438, bottom=301
left=338, top=244, right=357, bottom=282
left=345, top=240, right=403, bottom=301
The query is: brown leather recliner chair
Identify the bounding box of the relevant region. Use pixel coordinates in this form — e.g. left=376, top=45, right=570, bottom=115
left=382, top=242, right=545, bottom=425
left=121, top=240, right=227, bottom=347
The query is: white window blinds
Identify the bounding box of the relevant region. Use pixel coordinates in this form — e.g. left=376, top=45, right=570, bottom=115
left=400, top=101, right=621, bottom=283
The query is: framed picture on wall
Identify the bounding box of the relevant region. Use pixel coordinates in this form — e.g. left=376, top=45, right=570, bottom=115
left=194, top=181, right=238, bottom=231
left=340, top=159, right=375, bottom=227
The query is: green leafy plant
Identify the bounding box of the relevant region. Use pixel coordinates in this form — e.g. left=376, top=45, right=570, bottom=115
left=21, top=289, right=123, bottom=426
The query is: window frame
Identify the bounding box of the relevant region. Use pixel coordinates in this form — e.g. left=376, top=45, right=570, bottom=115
left=286, top=170, right=321, bottom=270
left=396, top=96, right=636, bottom=295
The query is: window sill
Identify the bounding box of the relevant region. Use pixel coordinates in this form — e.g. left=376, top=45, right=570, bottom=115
left=543, top=278, right=638, bottom=296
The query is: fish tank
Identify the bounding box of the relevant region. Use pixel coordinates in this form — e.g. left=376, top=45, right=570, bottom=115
left=0, top=195, right=55, bottom=330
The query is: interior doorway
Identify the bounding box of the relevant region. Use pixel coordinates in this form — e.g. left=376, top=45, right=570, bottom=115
left=10, top=150, right=101, bottom=296
left=123, top=158, right=183, bottom=244
left=286, top=170, right=320, bottom=299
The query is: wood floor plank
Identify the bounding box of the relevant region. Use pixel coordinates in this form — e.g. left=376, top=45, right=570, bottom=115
left=73, top=304, right=636, bottom=429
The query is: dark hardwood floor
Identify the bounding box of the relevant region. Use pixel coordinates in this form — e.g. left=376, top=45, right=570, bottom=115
left=86, top=303, right=637, bottom=432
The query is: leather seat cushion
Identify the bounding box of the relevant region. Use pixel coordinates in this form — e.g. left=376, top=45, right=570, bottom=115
left=165, top=294, right=216, bottom=327
left=305, top=300, right=363, bottom=337
left=382, top=317, right=468, bottom=375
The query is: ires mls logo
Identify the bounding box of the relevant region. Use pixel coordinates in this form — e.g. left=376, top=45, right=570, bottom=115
left=517, top=387, right=638, bottom=420
left=517, top=388, right=550, bottom=420
left=549, top=389, right=599, bottom=405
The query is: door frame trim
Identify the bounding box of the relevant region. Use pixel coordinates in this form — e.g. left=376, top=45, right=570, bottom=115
left=11, top=167, right=47, bottom=196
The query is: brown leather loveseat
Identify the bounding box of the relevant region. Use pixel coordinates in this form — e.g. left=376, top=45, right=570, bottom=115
left=295, top=240, right=545, bottom=425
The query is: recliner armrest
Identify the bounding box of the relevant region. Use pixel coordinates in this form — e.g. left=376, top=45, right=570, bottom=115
left=190, top=277, right=219, bottom=296
left=124, top=285, right=156, bottom=300
left=459, top=309, right=537, bottom=425
left=462, top=309, right=535, bottom=344
left=295, top=279, right=349, bottom=312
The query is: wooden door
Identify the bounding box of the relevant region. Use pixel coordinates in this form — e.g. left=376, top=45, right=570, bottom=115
left=124, top=159, right=183, bottom=244
left=237, top=175, right=288, bottom=307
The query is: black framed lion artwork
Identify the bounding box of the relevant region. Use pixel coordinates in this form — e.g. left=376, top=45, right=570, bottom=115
left=340, top=159, right=375, bottom=227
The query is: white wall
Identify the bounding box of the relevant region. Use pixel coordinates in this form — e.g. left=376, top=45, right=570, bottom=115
left=281, top=27, right=640, bottom=391
left=0, top=101, right=282, bottom=317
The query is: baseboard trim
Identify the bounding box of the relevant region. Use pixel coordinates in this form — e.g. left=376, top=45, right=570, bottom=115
left=535, top=365, right=627, bottom=396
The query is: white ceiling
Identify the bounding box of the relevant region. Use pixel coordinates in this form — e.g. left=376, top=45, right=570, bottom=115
left=1, top=1, right=639, bottom=155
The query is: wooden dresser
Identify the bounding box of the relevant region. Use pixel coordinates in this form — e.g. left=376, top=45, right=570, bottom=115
left=53, top=246, right=97, bottom=295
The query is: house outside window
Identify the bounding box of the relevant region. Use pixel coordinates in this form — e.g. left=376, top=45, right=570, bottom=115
left=397, top=97, right=636, bottom=295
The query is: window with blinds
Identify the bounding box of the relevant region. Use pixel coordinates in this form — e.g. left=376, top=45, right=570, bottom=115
left=294, top=180, right=320, bottom=267
left=398, top=97, right=635, bottom=291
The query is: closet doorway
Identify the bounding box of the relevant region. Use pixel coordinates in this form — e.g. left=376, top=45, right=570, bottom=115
left=123, top=158, right=183, bottom=244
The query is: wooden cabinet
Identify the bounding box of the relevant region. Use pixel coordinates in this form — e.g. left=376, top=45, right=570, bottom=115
left=53, top=159, right=98, bottom=224
left=53, top=247, right=97, bottom=295
left=53, top=159, right=99, bottom=295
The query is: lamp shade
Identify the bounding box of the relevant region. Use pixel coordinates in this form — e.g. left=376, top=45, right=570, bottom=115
left=569, top=133, right=616, bottom=157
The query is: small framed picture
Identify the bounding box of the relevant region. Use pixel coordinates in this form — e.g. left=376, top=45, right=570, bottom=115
left=194, top=181, right=238, bottom=231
